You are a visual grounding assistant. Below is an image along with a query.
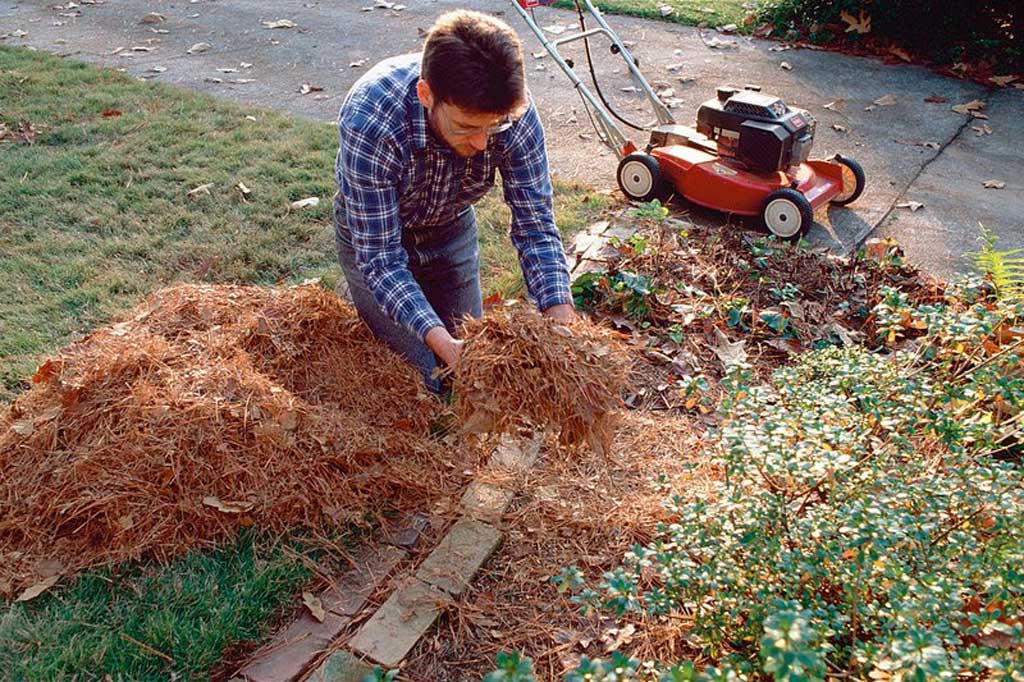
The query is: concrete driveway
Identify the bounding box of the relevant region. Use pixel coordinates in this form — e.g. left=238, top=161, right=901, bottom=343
left=2, top=0, right=1020, bottom=276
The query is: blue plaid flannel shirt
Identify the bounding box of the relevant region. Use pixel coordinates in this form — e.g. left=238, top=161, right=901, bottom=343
left=334, top=53, right=571, bottom=341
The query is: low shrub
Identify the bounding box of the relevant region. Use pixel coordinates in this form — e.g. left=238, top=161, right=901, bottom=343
left=492, top=275, right=1024, bottom=680
left=757, top=0, right=1023, bottom=72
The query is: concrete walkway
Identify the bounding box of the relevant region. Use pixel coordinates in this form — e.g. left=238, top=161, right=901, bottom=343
left=3, top=0, right=1020, bottom=277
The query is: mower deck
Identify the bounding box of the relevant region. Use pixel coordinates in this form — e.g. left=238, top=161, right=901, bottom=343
left=651, top=143, right=845, bottom=217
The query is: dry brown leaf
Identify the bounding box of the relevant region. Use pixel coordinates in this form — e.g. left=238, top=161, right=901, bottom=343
left=924, top=95, right=948, bottom=103
left=780, top=61, right=793, bottom=71
left=889, top=46, right=911, bottom=62
left=951, top=100, right=986, bottom=115
left=302, top=591, right=325, bottom=622
left=299, top=83, right=323, bottom=95
left=832, top=123, right=847, bottom=132
left=711, top=327, right=747, bottom=370
left=895, top=201, right=924, bottom=212
left=236, top=182, right=252, bottom=198
left=873, top=94, right=897, bottom=106
left=840, top=8, right=871, bottom=34
left=990, top=75, right=1018, bottom=87
left=973, top=124, right=993, bottom=136
left=140, top=12, right=165, bottom=24
left=187, top=42, right=211, bottom=54
left=983, top=180, right=1006, bottom=189
left=10, top=419, right=35, bottom=436
left=823, top=99, right=844, bottom=111
left=262, top=19, right=296, bottom=29
left=202, top=495, right=254, bottom=514
left=15, top=575, right=60, bottom=602
left=187, top=183, right=213, bottom=199
left=290, top=196, right=319, bottom=209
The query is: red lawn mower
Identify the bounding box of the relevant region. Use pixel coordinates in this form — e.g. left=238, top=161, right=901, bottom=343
left=512, top=0, right=866, bottom=240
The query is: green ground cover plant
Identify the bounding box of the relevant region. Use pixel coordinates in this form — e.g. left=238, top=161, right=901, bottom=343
left=487, top=272, right=1024, bottom=680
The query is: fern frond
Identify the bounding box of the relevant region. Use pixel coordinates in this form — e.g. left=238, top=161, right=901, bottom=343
left=973, top=224, right=1024, bottom=302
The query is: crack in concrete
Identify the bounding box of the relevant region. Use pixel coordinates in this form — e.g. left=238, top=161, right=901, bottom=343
left=866, top=113, right=976, bottom=249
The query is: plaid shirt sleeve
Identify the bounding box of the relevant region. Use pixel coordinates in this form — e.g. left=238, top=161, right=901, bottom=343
left=499, top=103, right=572, bottom=312
left=336, top=125, right=444, bottom=340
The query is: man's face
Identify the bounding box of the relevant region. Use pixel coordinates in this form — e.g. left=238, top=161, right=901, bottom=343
left=417, top=79, right=513, bottom=158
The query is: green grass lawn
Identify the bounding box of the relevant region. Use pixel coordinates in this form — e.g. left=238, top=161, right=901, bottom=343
left=554, top=0, right=755, bottom=29
left=0, top=45, right=608, bottom=679
left=0, top=532, right=317, bottom=681
left=0, top=45, right=609, bottom=402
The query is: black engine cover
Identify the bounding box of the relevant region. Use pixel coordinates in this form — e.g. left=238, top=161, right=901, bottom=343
left=696, top=89, right=815, bottom=172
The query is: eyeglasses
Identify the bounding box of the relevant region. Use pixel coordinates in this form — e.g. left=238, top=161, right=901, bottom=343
left=448, top=116, right=514, bottom=137
left=437, top=105, right=515, bottom=137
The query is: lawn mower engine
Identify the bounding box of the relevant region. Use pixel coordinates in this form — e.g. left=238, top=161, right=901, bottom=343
left=696, top=86, right=816, bottom=173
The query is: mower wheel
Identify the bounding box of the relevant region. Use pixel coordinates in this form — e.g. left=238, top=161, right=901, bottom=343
left=761, top=188, right=813, bottom=240
left=830, top=155, right=866, bottom=206
left=617, top=153, right=665, bottom=202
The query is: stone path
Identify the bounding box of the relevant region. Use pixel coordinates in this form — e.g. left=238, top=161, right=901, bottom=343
left=3, top=0, right=1021, bottom=276
left=232, top=433, right=542, bottom=681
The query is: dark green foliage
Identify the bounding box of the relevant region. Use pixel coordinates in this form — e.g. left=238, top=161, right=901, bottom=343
left=758, top=0, right=1023, bottom=71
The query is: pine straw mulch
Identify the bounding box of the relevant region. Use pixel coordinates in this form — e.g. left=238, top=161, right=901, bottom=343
left=404, top=410, right=717, bottom=681
left=0, top=283, right=475, bottom=595
left=450, top=308, right=629, bottom=456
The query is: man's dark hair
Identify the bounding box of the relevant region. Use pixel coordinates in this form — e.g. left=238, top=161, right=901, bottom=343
left=421, top=10, right=526, bottom=115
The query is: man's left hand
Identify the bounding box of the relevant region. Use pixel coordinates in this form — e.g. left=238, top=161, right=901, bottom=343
left=543, top=303, right=577, bottom=324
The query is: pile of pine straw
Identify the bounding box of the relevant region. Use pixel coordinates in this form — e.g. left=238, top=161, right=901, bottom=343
left=0, top=284, right=455, bottom=593
left=450, top=307, right=628, bottom=455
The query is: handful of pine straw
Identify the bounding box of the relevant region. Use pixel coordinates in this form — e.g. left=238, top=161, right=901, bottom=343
left=448, top=307, right=628, bottom=454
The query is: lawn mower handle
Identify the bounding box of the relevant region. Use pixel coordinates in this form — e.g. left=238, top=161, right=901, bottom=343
left=510, top=0, right=674, bottom=158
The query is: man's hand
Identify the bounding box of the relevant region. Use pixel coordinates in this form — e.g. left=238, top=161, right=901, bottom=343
left=543, top=303, right=577, bottom=324
left=425, top=326, right=464, bottom=367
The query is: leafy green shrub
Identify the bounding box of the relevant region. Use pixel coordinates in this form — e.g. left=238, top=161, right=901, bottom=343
left=554, top=277, right=1024, bottom=679
left=758, top=0, right=1023, bottom=71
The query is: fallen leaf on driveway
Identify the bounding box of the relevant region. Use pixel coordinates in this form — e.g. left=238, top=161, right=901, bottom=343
left=262, top=19, right=296, bottom=29
left=299, top=83, right=323, bottom=94
left=147, top=65, right=167, bottom=73
left=895, top=201, right=924, bottom=211
left=832, top=123, right=847, bottom=132
left=711, top=327, right=747, bottom=370
left=11, top=29, right=28, bottom=38
left=924, top=95, right=948, bottom=103
left=863, top=105, right=876, bottom=112
left=542, top=23, right=568, bottom=35
left=291, top=197, right=320, bottom=209
left=983, top=180, right=1006, bottom=189
left=973, top=124, right=993, bottom=135
left=16, top=575, right=60, bottom=603
left=187, top=183, right=213, bottom=199
left=990, top=75, right=1018, bottom=87
left=140, top=12, right=165, bottom=24
left=204, top=77, right=223, bottom=84
left=873, top=94, right=897, bottom=106
left=889, top=46, right=911, bottom=62
left=823, top=99, right=844, bottom=111
left=349, top=59, right=367, bottom=68
left=780, top=61, right=793, bottom=71
left=302, top=591, right=325, bottom=622
left=187, top=42, right=211, bottom=54
left=894, top=139, right=940, bottom=149
left=840, top=8, right=871, bottom=34
left=202, top=495, right=254, bottom=513
left=951, top=100, right=985, bottom=115
left=707, top=36, right=738, bottom=49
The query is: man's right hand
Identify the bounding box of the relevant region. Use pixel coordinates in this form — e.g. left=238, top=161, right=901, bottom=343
left=425, top=326, right=464, bottom=367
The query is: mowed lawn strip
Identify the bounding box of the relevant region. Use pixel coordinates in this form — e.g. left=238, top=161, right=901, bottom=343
left=0, top=46, right=609, bottom=400
left=552, top=0, right=752, bottom=30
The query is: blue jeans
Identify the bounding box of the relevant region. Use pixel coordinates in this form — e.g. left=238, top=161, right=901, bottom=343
left=335, top=208, right=483, bottom=392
